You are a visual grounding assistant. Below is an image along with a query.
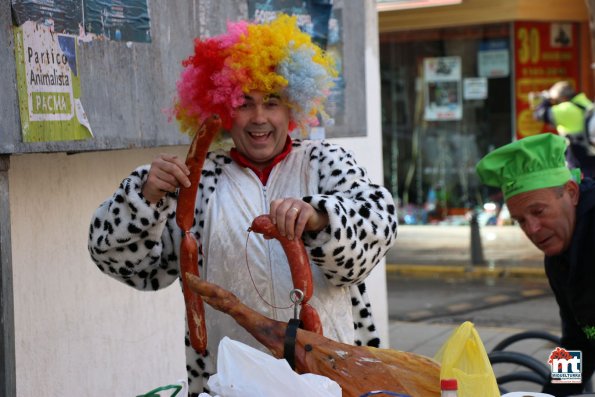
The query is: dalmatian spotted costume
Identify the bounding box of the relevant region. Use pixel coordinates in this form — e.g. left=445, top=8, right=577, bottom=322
left=88, top=139, right=398, bottom=395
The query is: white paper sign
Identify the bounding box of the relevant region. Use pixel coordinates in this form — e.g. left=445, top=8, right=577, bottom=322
left=477, top=40, right=510, bottom=78
left=463, top=77, right=488, bottom=100
left=424, top=56, right=462, bottom=121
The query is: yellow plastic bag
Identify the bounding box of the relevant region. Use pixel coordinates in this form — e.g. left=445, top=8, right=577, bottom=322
left=433, top=321, right=500, bottom=397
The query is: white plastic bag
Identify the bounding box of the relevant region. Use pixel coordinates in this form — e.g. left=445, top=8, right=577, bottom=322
left=207, top=337, right=341, bottom=397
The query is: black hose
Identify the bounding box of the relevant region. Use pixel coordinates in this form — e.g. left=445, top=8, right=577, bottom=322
left=491, top=330, right=560, bottom=352
left=497, top=370, right=547, bottom=386
left=489, top=350, right=551, bottom=381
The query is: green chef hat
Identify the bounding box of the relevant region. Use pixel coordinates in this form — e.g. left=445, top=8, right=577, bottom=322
left=476, top=133, right=574, bottom=200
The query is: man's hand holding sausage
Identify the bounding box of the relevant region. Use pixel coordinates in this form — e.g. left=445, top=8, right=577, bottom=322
left=269, top=198, right=329, bottom=241
left=142, top=154, right=191, bottom=204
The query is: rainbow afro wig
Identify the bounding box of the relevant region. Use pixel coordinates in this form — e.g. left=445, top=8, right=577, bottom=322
left=172, top=14, right=337, bottom=135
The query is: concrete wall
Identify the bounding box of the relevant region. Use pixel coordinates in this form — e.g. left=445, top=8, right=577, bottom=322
left=10, top=148, right=187, bottom=397
left=7, top=1, right=388, bottom=396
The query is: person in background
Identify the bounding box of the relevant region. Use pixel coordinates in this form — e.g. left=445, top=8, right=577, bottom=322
left=531, top=81, right=595, bottom=176
left=476, top=133, right=595, bottom=396
left=87, top=14, right=398, bottom=396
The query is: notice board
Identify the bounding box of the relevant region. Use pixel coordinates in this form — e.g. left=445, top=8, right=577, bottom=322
left=0, top=0, right=367, bottom=154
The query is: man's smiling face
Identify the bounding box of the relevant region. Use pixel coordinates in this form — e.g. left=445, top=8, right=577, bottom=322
left=229, top=91, right=291, bottom=171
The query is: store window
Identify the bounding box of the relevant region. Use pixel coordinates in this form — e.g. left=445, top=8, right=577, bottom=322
left=380, top=23, right=513, bottom=225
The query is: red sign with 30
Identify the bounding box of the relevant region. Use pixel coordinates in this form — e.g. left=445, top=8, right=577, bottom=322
left=514, top=21, right=581, bottom=139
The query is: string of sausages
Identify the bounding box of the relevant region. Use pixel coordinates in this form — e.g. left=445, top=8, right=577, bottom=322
left=249, top=215, right=323, bottom=335
left=175, top=115, right=222, bottom=354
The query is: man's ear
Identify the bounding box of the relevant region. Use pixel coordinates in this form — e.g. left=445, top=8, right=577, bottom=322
left=565, top=180, right=580, bottom=205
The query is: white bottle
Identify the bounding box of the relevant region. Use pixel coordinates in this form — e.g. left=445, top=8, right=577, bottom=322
left=440, top=378, right=458, bottom=397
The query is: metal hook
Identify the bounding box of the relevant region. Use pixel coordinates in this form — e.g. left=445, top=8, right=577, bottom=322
left=289, top=289, right=304, bottom=319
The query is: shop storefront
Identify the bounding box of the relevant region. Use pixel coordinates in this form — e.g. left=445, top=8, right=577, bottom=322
left=378, top=0, right=592, bottom=225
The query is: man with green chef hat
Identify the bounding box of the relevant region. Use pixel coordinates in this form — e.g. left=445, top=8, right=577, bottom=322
left=476, top=133, right=595, bottom=396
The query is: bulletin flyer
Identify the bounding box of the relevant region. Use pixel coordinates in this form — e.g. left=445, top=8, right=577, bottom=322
left=13, top=21, right=93, bottom=142
left=11, top=0, right=151, bottom=142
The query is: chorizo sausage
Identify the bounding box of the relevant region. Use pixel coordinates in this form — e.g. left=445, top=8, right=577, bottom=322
left=299, top=302, right=323, bottom=335
left=249, top=215, right=314, bottom=302
left=180, top=233, right=207, bottom=352
left=249, top=215, right=323, bottom=335
left=175, top=114, right=222, bottom=353
left=176, top=115, right=222, bottom=231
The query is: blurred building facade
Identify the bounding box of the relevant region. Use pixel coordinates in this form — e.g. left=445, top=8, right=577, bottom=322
left=378, top=0, right=593, bottom=224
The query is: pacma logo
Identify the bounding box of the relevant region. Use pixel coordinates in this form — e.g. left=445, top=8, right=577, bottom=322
left=548, top=347, right=582, bottom=383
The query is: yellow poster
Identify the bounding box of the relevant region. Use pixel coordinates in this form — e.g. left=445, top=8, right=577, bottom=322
left=13, top=21, right=93, bottom=142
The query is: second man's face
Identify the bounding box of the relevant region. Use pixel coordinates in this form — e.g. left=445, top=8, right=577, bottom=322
left=229, top=91, right=291, bottom=171
left=507, top=182, right=579, bottom=256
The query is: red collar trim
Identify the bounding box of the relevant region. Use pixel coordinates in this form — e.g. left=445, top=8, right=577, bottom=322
left=230, top=136, right=293, bottom=184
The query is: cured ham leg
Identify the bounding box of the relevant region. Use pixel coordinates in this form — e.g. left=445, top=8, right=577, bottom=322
left=186, top=273, right=441, bottom=397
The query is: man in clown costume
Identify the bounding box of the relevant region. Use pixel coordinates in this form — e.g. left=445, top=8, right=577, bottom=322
left=87, top=14, right=398, bottom=395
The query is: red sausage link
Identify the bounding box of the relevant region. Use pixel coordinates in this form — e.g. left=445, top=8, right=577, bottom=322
left=249, top=215, right=314, bottom=303
left=176, top=115, right=222, bottom=231
left=180, top=233, right=207, bottom=352
left=175, top=114, right=221, bottom=354
left=299, top=302, right=323, bottom=335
